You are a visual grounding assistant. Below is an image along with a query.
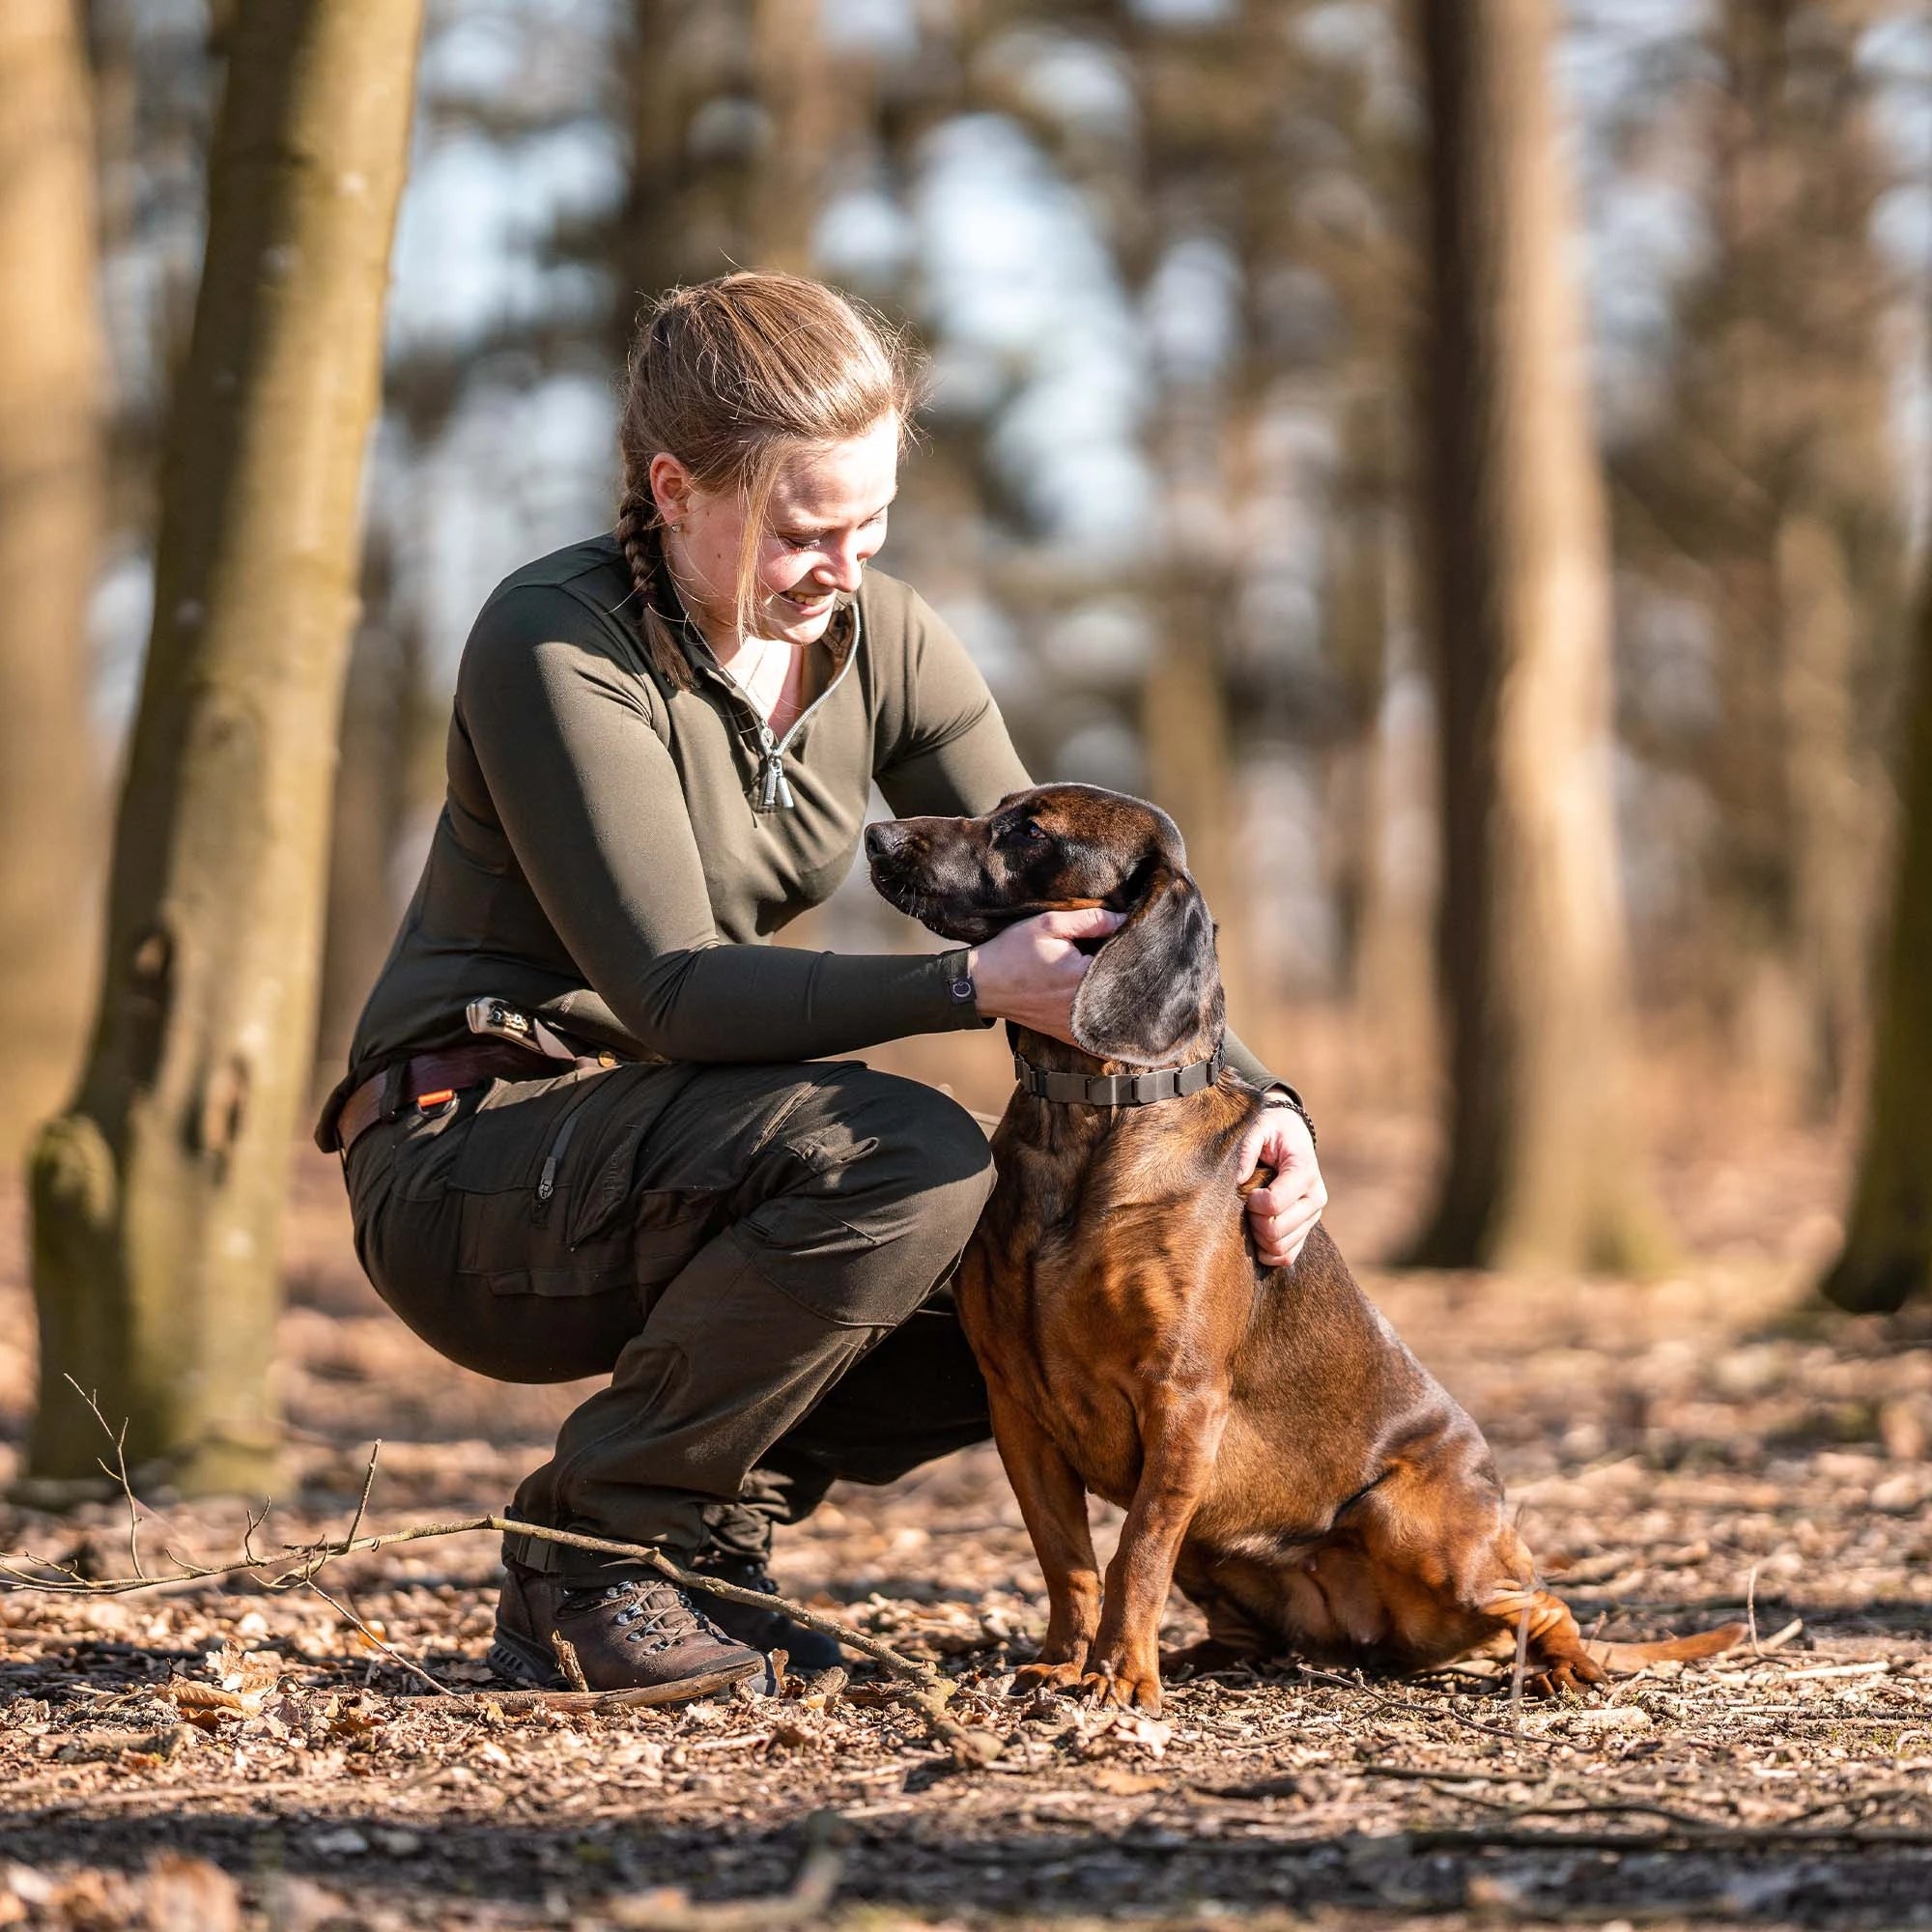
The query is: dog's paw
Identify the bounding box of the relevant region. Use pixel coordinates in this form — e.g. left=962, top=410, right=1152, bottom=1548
left=1079, top=1662, right=1164, bottom=1715
left=1010, top=1660, right=1086, bottom=1697
left=1523, top=1648, right=1606, bottom=1698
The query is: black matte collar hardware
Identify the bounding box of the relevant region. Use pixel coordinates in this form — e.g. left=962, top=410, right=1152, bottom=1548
left=1009, top=1034, right=1226, bottom=1108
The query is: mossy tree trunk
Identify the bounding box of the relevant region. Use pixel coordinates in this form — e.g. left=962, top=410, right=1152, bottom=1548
left=0, top=0, right=106, bottom=1161
left=26, top=0, right=425, bottom=1497
left=1405, top=0, right=1669, bottom=1274
left=1822, top=571, right=1932, bottom=1313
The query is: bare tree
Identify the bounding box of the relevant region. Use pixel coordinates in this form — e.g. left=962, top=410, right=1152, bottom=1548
left=1822, top=566, right=1932, bottom=1313
left=1614, top=0, right=1905, bottom=1119
left=1406, top=0, right=1667, bottom=1272
left=27, top=0, right=426, bottom=1495
left=0, top=0, right=106, bottom=1159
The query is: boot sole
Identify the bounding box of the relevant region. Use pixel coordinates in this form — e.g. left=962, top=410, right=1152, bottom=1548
left=487, top=1630, right=764, bottom=1708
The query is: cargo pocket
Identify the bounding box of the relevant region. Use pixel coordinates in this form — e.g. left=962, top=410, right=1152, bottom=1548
left=567, top=1116, right=717, bottom=1290
left=450, top=1078, right=638, bottom=1297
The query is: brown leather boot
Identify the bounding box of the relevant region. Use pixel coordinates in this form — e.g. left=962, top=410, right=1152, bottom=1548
left=489, top=1560, right=762, bottom=1706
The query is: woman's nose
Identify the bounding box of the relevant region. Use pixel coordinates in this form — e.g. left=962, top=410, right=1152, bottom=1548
left=815, top=531, right=868, bottom=592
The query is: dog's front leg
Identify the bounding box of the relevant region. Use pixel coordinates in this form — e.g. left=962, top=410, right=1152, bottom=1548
left=985, top=1378, right=1102, bottom=1693
left=1083, top=1386, right=1229, bottom=1715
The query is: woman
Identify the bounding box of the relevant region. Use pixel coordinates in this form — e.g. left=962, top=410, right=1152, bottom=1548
left=318, top=272, right=1326, bottom=1702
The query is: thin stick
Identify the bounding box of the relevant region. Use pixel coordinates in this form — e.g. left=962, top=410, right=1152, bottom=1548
left=301, top=1577, right=453, bottom=1699
left=0, top=1514, right=934, bottom=1688
left=342, top=1441, right=382, bottom=1552
left=66, top=1376, right=146, bottom=1582
left=1295, top=1663, right=1561, bottom=1749
left=1508, top=1591, right=1531, bottom=1719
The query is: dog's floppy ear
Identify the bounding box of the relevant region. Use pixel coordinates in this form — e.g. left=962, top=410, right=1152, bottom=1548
left=1069, top=865, right=1225, bottom=1066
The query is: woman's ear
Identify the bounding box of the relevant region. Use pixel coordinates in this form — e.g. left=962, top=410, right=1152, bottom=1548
left=1068, top=867, right=1225, bottom=1067
left=647, top=450, right=695, bottom=527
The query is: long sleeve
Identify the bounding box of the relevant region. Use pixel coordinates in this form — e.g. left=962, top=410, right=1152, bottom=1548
left=453, top=590, right=984, bottom=1065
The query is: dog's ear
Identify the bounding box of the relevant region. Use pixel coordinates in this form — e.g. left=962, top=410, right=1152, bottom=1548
left=1069, top=865, right=1225, bottom=1066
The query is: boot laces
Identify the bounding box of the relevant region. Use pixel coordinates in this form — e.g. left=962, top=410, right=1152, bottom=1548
left=567, top=1580, right=717, bottom=1656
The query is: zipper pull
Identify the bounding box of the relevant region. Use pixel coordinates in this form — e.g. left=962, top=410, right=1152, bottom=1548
left=759, top=746, right=795, bottom=812
left=537, top=1155, right=558, bottom=1202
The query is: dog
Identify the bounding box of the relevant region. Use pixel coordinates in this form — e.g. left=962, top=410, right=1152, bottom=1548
left=867, top=783, right=1742, bottom=1714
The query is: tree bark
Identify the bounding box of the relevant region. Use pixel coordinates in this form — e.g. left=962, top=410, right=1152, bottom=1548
left=1405, top=0, right=1668, bottom=1272
left=311, top=528, right=431, bottom=1092
left=0, top=0, right=106, bottom=1161
left=26, top=0, right=425, bottom=1496
left=1822, top=569, right=1932, bottom=1312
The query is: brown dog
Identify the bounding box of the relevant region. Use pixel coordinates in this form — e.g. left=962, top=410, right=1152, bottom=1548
left=867, top=783, right=1741, bottom=1714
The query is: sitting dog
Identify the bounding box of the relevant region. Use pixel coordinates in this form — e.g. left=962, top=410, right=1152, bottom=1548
left=867, top=783, right=1741, bottom=1714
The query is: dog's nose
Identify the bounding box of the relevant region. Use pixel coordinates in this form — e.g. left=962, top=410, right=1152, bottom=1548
left=865, top=822, right=906, bottom=862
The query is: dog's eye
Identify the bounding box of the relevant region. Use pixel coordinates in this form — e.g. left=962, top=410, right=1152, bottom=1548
left=1018, top=821, right=1048, bottom=843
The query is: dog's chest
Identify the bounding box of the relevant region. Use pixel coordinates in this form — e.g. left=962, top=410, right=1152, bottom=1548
left=963, top=1141, right=1219, bottom=1508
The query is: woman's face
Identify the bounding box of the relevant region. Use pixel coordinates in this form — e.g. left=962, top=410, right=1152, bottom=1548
left=651, top=415, right=899, bottom=652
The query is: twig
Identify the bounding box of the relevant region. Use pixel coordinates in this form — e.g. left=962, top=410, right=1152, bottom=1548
left=1295, top=1664, right=1562, bottom=1748
left=0, top=1512, right=935, bottom=1688
left=65, top=1377, right=146, bottom=1583
left=554, top=1634, right=591, bottom=1693
left=301, top=1577, right=453, bottom=1699
left=342, top=1441, right=382, bottom=1552
left=1508, top=1591, right=1530, bottom=1720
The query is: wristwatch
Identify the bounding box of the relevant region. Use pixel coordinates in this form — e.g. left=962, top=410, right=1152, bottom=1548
left=939, top=948, right=992, bottom=1027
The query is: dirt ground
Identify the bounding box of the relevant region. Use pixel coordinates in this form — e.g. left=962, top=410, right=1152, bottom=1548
left=1, top=1072, right=1929, bottom=1931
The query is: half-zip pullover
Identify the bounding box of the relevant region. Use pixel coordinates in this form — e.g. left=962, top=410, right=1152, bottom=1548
left=319, top=531, right=1274, bottom=1145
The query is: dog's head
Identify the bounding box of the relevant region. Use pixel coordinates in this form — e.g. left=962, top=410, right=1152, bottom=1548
left=865, top=783, right=1224, bottom=1067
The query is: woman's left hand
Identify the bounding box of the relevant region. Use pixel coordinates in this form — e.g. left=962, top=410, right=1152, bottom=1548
left=1239, top=1104, right=1326, bottom=1268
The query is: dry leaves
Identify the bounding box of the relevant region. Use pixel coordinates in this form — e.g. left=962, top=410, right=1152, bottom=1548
left=0, top=1138, right=1928, bottom=1925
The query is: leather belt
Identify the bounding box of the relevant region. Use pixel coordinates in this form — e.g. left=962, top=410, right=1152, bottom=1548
left=335, top=1040, right=578, bottom=1154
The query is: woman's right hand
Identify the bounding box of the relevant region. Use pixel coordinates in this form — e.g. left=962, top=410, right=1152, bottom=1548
left=967, top=906, right=1125, bottom=1045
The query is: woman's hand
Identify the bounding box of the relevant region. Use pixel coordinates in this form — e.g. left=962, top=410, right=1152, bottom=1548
left=1240, top=1104, right=1326, bottom=1268
left=967, top=907, right=1125, bottom=1043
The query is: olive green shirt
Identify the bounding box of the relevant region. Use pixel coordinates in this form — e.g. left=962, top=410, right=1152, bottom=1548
left=319, top=532, right=1271, bottom=1144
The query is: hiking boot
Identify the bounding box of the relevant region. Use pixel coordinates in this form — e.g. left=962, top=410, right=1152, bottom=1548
left=488, top=1560, right=763, bottom=1706
left=685, top=1549, right=844, bottom=1673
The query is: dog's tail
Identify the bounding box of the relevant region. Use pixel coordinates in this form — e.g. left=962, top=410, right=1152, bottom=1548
left=1583, top=1622, right=1747, bottom=1673
left=1485, top=1581, right=1745, bottom=1685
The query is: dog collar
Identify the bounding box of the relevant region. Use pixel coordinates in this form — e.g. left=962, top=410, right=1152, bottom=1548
left=1008, top=1028, right=1226, bottom=1108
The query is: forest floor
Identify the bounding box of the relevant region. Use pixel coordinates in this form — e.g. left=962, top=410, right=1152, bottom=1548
left=0, top=1067, right=1928, bottom=1931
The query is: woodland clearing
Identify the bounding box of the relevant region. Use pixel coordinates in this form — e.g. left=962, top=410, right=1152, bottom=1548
left=0, top=1079, right=1927, bottom=1931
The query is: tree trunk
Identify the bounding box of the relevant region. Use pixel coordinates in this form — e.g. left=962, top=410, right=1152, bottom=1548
left=0, top=0, right=106, bottom=1162
left=26, top=0, right=425, bottom=1497
left=1140, top=566, right=1248, bottom=1027
left=1405, top=0, right=1668, bottom=1273
left=311, top=528, right=430, bottom=1092
left=1822, top=569, right=1932, bottom=1313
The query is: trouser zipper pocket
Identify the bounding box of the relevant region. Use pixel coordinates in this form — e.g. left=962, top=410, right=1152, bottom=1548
left=531, top=1088, right=600, bottom=1229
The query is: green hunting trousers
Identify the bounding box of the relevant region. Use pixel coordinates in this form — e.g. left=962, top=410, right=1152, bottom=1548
left=343, top=1060, right=997, bottom=1578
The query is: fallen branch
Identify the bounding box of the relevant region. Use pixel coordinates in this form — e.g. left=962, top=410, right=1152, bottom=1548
left=0, top=1513, right=936, bottom=1689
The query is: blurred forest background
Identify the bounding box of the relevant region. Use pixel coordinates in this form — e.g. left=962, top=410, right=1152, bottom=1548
left=4, top=0, right=1932, bottom=1481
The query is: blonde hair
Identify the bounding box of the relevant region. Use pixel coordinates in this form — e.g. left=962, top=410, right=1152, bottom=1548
left=614, top=271, right=922, bottom=691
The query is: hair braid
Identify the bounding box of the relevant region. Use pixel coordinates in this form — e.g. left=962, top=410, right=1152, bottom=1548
left=613, top=477, right=696, bottom=694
